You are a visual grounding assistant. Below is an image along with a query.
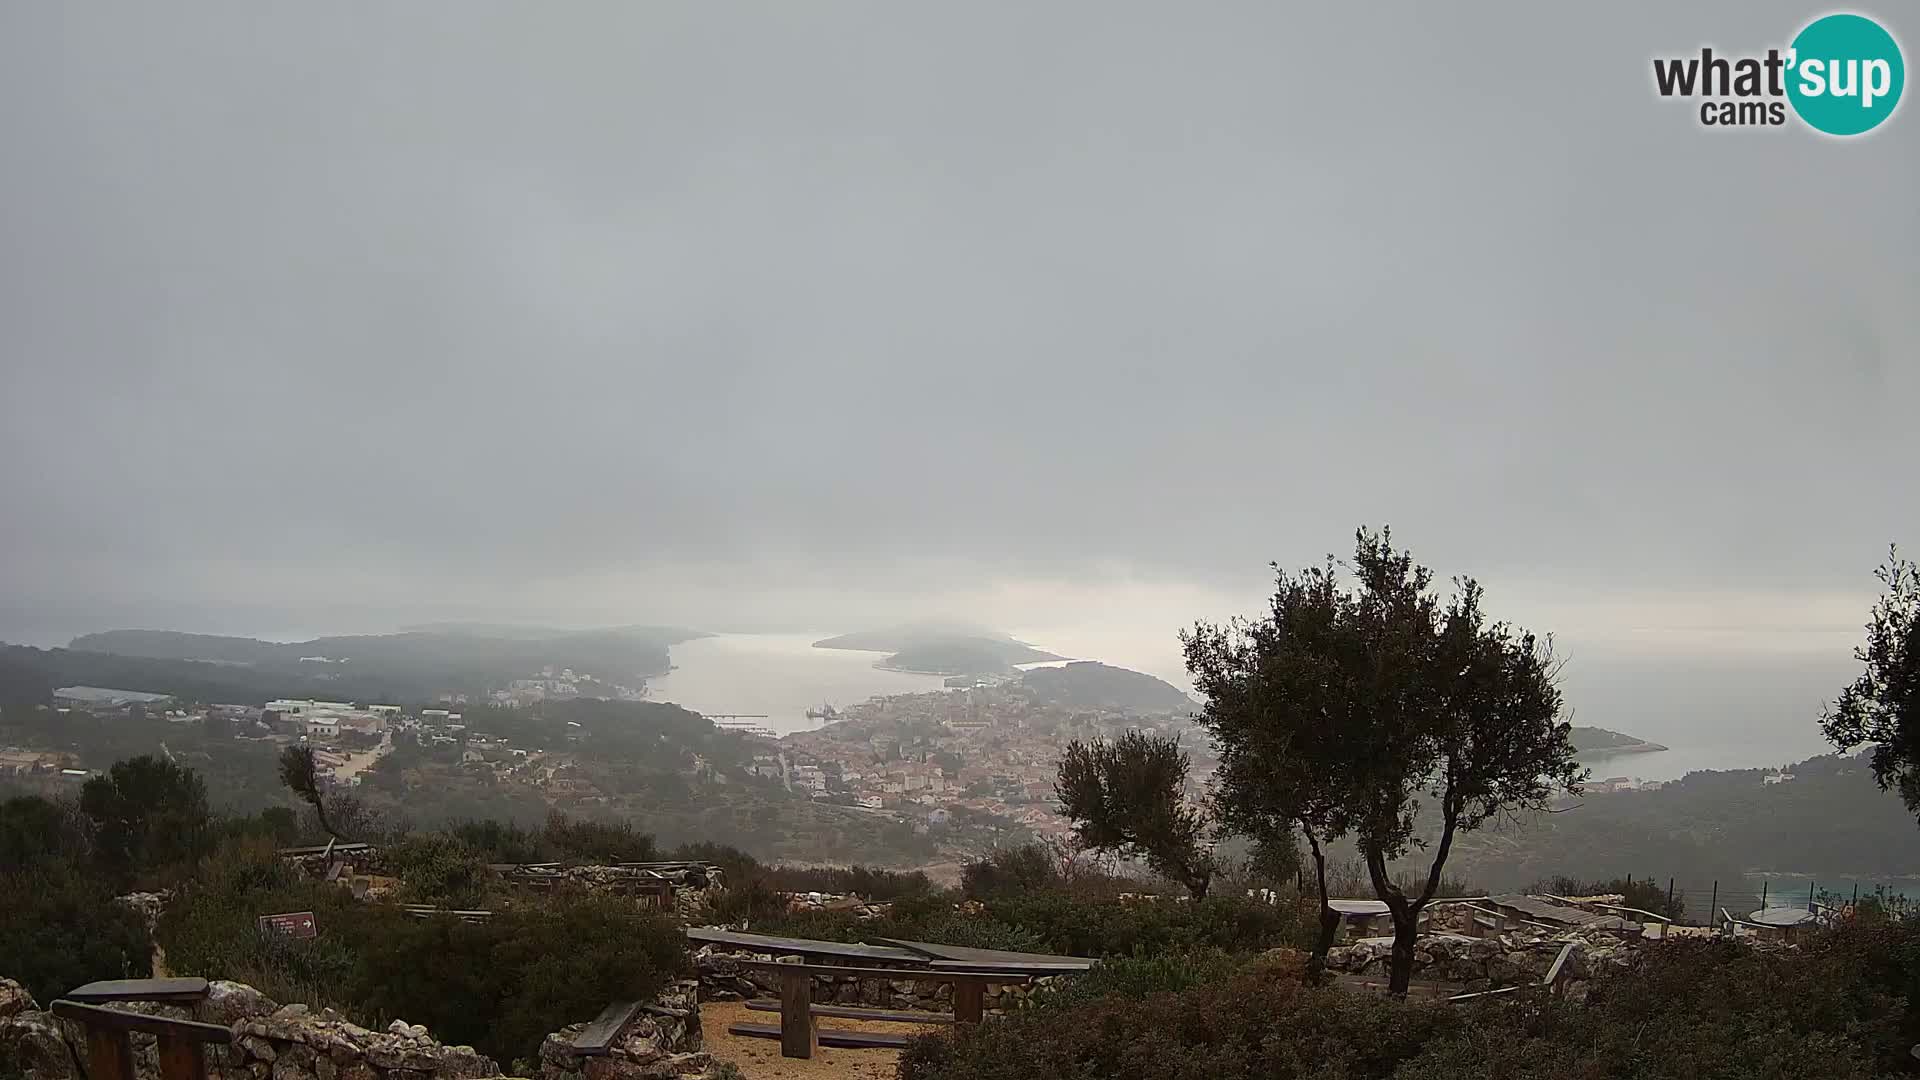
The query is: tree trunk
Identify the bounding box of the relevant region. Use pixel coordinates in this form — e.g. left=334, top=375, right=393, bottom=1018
left=1362, top=846, right=1417, bottom=998
left=1303, top=829, right=1339, bottom=984
left=1387, top=909, right=1419, bottom=997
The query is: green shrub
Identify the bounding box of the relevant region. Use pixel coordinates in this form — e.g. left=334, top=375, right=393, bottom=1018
left=0, top=794, right=92, bottom=872
left=155, top=837, right=364, bottom=1009
left=159, top=838, right=690, bottom=1067
left=381, top=833, right=493, bottom=907
left=542, top=811, right=656, bottom=862
left=351, top=894, right=687, bottom=1065
left=1528, top=874, right=1682, bottom=920
left=759, top=864, right=935, bottom=900
left=1026, top=949, right=1247, bottom=1009
left=751, top=891, right=1303, bottom=959
left=0, top=863, right=152, bottom=1004
left=900, top=927, right=1917, bottom=1080
left=706, top=875, right=785, bottom=924
left=960, top=845, right=1060, bottom=899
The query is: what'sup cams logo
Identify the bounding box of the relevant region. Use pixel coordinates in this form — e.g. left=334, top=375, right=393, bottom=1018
left=1653, top=12, right=1904, bottom=135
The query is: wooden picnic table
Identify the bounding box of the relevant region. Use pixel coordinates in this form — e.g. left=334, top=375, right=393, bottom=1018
left=729, top=960, right=1038, bottom=1059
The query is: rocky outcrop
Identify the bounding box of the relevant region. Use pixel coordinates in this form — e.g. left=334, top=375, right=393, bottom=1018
left=0, top=977, right=37, bottom=1019
left=222, top=1005, right=502, bottom=1080
left=0, top=977, right=505, bottom=1080
left=0, top=975, right=753, bottom=1080
left=0, top=1008, right=77, bottom=1080
left=116, top=891, right=172, bottom=931
left=778, top=892, right=890, bottom=920
left=694, top=946, right=1050, bottom=1011
left=535, top=982, right=710, bottom=1080
left=1323, top=929, right=1642, bottom=997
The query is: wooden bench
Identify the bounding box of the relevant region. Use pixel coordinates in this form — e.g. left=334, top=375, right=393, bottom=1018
left=745, top=1000, right=954, bottom=1024
left=50, top=1000, right=231, bottom=1080
left=725, top=1023, right=912, bottom=1050
left=67, top=978, right=211, bottom=1005
left=569, top=999, right=646, bottom=1056
left=726, top=961, right=1035, bottom=1059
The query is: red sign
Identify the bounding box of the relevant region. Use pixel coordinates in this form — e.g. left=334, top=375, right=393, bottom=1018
left=258, top=911, right=318, bottom=939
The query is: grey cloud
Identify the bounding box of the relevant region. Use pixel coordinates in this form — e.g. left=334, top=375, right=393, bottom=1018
left=1, top=1, right=1915, bottom=640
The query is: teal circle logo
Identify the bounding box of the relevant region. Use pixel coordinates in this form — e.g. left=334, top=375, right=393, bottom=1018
left=1786, top=13, right=1904, bottom=135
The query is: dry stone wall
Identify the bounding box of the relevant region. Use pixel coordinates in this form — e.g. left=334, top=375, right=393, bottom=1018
left=535, top=982, right=714, bottom=1080
left=0, top=977, right=730, bottom=1080
left=1324, top=929, right=1643, bottom=999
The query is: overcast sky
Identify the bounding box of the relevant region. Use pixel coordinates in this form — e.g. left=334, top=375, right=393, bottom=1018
left=2, top=0, right=1915, bottom=725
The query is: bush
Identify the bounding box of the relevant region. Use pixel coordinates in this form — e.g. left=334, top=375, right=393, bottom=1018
left=381, top=833, right=493, bottom=907
left=155, top=838, right=364, bottom=1009
left=542, top=811, right=656, bottom=862
left=960, top=845, right=1060, bottom=899
left=0, top=794, right=91, bottom=872
left=1025, top=949, right=1248, bottom=1009
left=758, top=864, right=935, bottom=900
left=900, top=927, right=1919, bottom=1080
left=351, top=894, right=687, bottom=1067
left=0, top=862, right=152, bottom=1004
left=79, top=755, right=213, bottom=885
left=157, top=837, right=689, bottom=1067
left=1528, top=874, right=1681, bottom=920
left=751, top=891, right=1304, bottom=959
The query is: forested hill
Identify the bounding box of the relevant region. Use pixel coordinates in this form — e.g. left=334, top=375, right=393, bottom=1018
left=1439, top=751, right=1920, bottom=888
left=45, top=625, right=701, bottom=702
left=1019, top=662, right=1196, bottom=713
left=814, top=625, right=1064, bottom=675
left=1568, top=725, right=1666, bottom=753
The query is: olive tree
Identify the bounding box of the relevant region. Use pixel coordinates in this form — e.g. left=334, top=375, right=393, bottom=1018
left=1185, top=559, right=1358, bottom=979
left=1055, top=730, right=1216, bottom=899
left=1190, top=528, right=1581, bottom=995
left=1822, top=547, right=1920, bottom=818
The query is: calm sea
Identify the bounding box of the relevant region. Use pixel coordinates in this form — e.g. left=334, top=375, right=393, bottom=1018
left=645, top=633, right=950, bottom=734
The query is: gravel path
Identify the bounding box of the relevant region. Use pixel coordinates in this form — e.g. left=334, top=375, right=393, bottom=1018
left=702, top=1000, right=933, bottom=1080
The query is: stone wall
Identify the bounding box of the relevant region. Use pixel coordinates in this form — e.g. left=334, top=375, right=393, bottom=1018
left=1323, top=929, right=1642, bottom=999
left=0, top=977, right=728, bottom=1080
left=694, top=946, right=1052, bottom=1012
left=535, top=982, right=714, bottom=1080
left=0, top=979, right=504, bottom=1080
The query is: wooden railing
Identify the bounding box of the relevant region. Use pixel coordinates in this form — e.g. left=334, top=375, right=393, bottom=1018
left=50, top=1002, right=231, bottom=1080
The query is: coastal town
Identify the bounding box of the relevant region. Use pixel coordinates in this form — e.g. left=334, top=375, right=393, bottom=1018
left=1, top=672, right=1209, bottom=853
left=767, top=682, right=1209, bottom=845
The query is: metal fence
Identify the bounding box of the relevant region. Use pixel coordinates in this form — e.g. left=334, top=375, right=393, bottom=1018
left=1612, top=876, right=1911, bottom=926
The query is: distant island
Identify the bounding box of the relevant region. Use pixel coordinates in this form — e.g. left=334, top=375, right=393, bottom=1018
left=1018, top=661, right=1196, bottom=713
left=1568, top=725, right=1667, bottom=756
left=44, top=625, right=705, bottom=703
left=813, top=622, right=1064, bottom=676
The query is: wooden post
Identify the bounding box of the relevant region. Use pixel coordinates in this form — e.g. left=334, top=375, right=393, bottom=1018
left=1667, top=878, right=1675, bottom=916
left=1760, top=881, right=1768, bottom=908
left=952, top=977, right=985, bottom=1024
left=1709, top=881, right=1717, bottom=928
left=86, top=1027, right=136, bottom=1080
left=155, top=1030, right=207, bottom=1080
left=779, top=969, right=817, bottom=1059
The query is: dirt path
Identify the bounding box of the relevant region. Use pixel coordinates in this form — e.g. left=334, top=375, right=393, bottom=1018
left=331, top=732, right=393, bottom=782
left=701, top=1001, right=928, bottom=1080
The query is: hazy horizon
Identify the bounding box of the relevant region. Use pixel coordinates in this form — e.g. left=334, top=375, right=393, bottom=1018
left=3, top=1, right=1914, bottom=753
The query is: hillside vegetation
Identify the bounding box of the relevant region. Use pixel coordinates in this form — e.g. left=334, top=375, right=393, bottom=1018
left=1020, top=661, right=1195, bottom=712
